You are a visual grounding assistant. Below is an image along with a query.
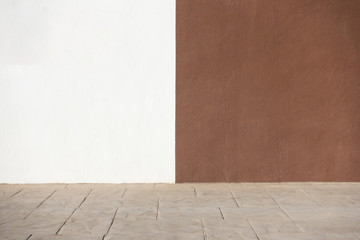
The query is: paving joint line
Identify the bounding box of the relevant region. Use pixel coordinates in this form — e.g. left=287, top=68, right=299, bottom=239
left=218, top=207, right=225, bottom=220
left=24, top=190, right=57, bottom=219
left=200, top=219, right=207, bottom=240
left=247, top=219, right=260, bottom=240
left=296, top=187, right=311, bottom=198
left=297, top=187, right=319, bottom=204
left=192, top=187, right=197, bottom=198
left=156, top=197, right=160, bottom=220
left=230, top=191, right=240, bottom=207
left=121, top=188, right=127, bottom=198
left=10, top=189, right=23, bottom=198
left=102, top=207, right=118, bottom=240
left=55, top=189, right=92, bottom=235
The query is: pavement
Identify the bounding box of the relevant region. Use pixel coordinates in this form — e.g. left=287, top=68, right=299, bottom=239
left=0, top=183, right=360, bottom=240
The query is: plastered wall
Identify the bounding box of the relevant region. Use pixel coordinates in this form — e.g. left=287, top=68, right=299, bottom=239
left=0, top=0, right=175, bottom=183
left=176, top=0, right=360, bottom=182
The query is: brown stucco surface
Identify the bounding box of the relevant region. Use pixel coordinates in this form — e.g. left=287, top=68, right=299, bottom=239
left=176, top=0, right=360, bottom=182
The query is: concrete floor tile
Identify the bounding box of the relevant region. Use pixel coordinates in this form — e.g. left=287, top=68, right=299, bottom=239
left=249, top=218, right=302, bottom=234
left=0, top=232, right=31, bottom=240
left=157, top=191, right=196, bottom=201
left=77, top=202, right=119, bottom=214
left=105, top=233, right=203, bottom=240
left=154, top=183, right=193, bottom=191
left=256, top=232, right=312, bottom=240
left=282, top=206, right=360, bottom=234
left=1, top=183, right=360, bottom=239
left=29, top=234, right=102, bottom=240
left=303, top=233, right=359, bottom=240
left=193, top=186, right=234, bottom=199
left=158, top=207, right=222, bottom=220
left=116, top=207, right=157, bottom=220
left=264, top=187, right=318, bottom=206
left=203, top=219, right=258, bottom=240
left=108, top=218, right=204, bottom=236
left=221, top=206, right=287, bottom=220
left=232, top=189, right=277, bottom=207
left=160, top=197, right=237, bottom=208
left=0, top=215, right=66, bottom=236
left=58, top=213, right=114, bottom=235
left=0, top=186, right=24, bottom=201
left=0, top=202, right=35, bottom=216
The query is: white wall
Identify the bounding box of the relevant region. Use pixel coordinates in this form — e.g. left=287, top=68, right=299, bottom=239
left=0, top=0, right=175, bottom=183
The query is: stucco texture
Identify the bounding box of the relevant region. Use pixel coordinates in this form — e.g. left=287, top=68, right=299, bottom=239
left=176, top=0, right=360, bottom=182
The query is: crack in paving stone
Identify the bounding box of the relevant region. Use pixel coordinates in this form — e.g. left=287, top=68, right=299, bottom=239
left=247, top=219, right=260, bottom=240
left=230, top=191, right=240, bottom=207
left=121, top=188, right=127, bottom=198
left=25, top=234, right=32, bottom=240
left=56, top=189, right=92, bottom=235
left=218, top=207, right=225, bottom=220
left=10, top=189, right=23, bottom=197
left=200, top=219, right=207, bottom=240
left=263, top=188, right=304, bottom=233
left=24, top=190, right=57, bottom=219
left=156, top=197, right=160, bottom=220
left=102, top=207, right=118, bottom=240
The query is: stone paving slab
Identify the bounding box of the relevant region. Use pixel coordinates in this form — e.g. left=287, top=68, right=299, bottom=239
left=0, top=183, right=359, bottom=240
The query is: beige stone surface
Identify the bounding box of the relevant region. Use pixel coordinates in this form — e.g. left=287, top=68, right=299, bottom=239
left=0, top=183, right=360, bottom=240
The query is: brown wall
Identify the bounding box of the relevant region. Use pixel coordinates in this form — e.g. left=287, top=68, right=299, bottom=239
left=176, top=0, right=360, bottom=182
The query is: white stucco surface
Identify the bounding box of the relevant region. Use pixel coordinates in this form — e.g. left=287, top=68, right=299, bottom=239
left=0, top=0, right=175, bottom=183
